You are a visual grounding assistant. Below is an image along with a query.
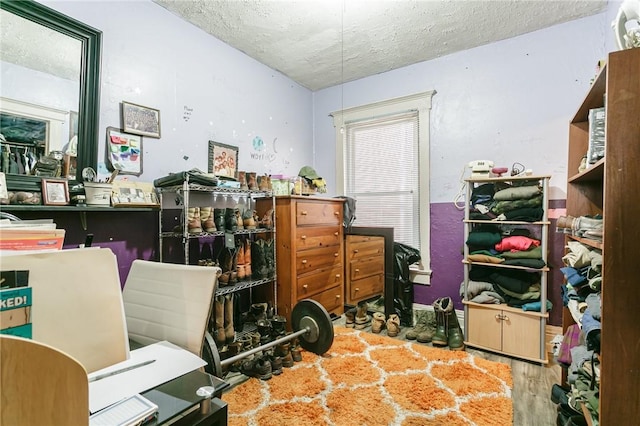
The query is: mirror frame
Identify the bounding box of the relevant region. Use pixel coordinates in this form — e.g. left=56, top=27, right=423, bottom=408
left=0, top=0, right=101, bottom=191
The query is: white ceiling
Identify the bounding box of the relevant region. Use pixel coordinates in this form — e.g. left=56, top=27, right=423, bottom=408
left=152, top=0, right=607, bottom=91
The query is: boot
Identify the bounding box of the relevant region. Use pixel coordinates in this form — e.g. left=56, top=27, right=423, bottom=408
left=214, top=208, right=225, bottom=232
left=261, top=209, right=274, bottom=229
left=406, top=310, right=436, bottom=343
left=251, top=239, right=268, bottom=279
left=187, top=207, right=202, bottom=234
left=444, top=299, right=464, bottom=351
left=371, top=312, right=385, bottom=333
left=247, top=172, right=258, bottom=191
left=258, top=174, right=271, bottom=191
left=235, top=209, right=244, bottom=230
left=432, top=298, right=448, bottom=347
left=224, top=293, right=235, bottom=344
left=213, top=295, right=226, bottom=347
left=354, top=301, right=371, bottom=329
left=225, top=208, right=238, bottom=232
left=386, top=314, right=401, bottom=337
left=345, top=307, right=357, bottom=328
left=238, top=171, right=248, bottom=191
left=236, top=241, right=246, bottom=281
left=219, top=249, right=233, bottom=286
left=244, top=239, right=252, bottom=277
left=200, top=207, right=216, bottom=232
left=243, top=209, right=257, bottom=229
left=263, top=238, right=275, bottom=278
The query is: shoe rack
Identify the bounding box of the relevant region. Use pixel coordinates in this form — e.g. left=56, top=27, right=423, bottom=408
left=461, top=174, right=550, bottom=364
left=157, top=177, right=277, bottom=336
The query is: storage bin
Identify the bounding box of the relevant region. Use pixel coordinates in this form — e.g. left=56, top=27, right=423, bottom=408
left=84, top=182, right=112, bottom=206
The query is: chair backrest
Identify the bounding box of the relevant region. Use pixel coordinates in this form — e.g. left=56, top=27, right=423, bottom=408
left=1, top=335, right=88, bottom=426
left=122, top=260, right=220, bottom=357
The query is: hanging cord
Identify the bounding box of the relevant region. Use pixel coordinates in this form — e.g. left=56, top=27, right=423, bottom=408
left=453, top=165, right=468, bottom=210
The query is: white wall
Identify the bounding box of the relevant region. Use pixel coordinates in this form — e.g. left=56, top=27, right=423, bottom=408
left=40, top=0, right=315, bottom=181
left=312, top=13, right=610, bottom=202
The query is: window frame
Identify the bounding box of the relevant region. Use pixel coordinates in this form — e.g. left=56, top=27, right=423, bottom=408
left=330, top=90, right=435, bottom=277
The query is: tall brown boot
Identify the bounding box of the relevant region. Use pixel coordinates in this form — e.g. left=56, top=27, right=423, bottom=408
left=214, top=295, right=226, bottom=346
left=244, top=239, right=252, bottom=277
left=225, top=293, right=235, bottom=344
left=200, top=207, right=216, bottom=232
left=236, top=241, right=246, bottom=281
left=247, top=172, right=258, bottom=191
left=238, top=171, right=248, bottom=191
left=188, top=207, right=202, bottom=234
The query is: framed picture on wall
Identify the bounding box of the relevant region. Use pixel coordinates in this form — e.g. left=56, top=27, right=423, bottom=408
left=121, top=101, right=161, bottom=138
left=41, top=178, right=69, bottom=206
left=208, top=141, right=238, bottom=180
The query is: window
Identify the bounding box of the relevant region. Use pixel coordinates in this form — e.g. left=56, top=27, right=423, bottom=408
left=331, top=91, right=435, bottom=274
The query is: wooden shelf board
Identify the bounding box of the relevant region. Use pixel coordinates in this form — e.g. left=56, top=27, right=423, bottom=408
left=462, top=260, right=549, bottom=272
left=567, top=158, right=604, bottom=183
left=567, top=235, right=602, bottom=250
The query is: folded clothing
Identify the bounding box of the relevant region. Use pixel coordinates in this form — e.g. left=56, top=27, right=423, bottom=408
left=489, top=269, right=540, bottom=294
left=495, top=236, right=540, bottom=252
left=493, top=185, right=541, bottom=201
left=500, top=245, right=542, bottom=260
left=466, top=231, right=502, bottom=247
left=503, top=258, right=546, bottom=268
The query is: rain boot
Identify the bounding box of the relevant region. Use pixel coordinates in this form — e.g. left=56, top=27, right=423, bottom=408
left=432, top=298, right=448, bottom=347
left=225, top=208, right=238, bottom=232
left=225, top=293, right=235, bottom=344
left=445, top=299, right=465, bottom=351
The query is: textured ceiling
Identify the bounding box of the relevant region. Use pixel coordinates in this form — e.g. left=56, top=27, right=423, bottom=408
left=153, top=0, right=607, bottom=91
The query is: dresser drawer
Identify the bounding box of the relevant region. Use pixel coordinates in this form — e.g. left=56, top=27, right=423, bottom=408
left=349, top=274, right=384, bottom=301
left=295, top=226, right=341, bottom=250
left=303, top=285, right=343, bottom=313
left=296, top=245, right=343, bottom=272
left=296, top=201, right=342, bottom=226
left=297, top=264, right=343, bottom=298
left=345, top=237, right=384, bottom=261
left=349, top=256, right=384, bottom=281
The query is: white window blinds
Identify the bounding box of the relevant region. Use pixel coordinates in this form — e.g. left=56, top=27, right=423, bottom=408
left=344, top=111, right=420, bottom=248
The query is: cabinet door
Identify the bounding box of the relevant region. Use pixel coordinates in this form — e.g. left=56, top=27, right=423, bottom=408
left=502, top=310, right=542, bottom=360
left=466, top=305, right=502, bottom=352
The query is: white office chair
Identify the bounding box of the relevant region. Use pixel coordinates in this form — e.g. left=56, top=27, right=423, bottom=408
left=122, top=260, right=221, bottom=360
left=1, top=335, right=89, bottom=426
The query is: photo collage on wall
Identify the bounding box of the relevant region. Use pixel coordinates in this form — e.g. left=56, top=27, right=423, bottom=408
left=106, top=127, right=142, bottom=175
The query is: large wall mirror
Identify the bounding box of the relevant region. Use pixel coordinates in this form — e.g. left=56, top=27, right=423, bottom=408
left=0, top=0, right=101, bottom=190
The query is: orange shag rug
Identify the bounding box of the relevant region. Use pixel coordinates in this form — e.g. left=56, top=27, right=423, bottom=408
left=222, top=326, right=513, bottom=426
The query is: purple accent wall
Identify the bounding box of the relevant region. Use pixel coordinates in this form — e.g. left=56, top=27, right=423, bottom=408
left=13, top=209, right=158, bottom=287
left=418, top=200, right=566, bottom=326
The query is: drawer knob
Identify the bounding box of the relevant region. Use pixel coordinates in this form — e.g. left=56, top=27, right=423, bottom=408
left=355, top=268, right=360, bottom=273
left=301, top=211, right=308, bottom=215
left=354, top=249, right=359, bottom=253
left=336, top=295, right=341, bottom=299
left=302, top=259, right=308, bottom=264
left=301, top=235, right=307, bottom=240
left=303, top=284, right=308, bottom=289
left=334, top=253, right=339, bottom=257
left=334, top=232, right=338, bottom=236
left=334, top=211, right=339, bottom=215
left=335, top=274, right=340, bottom=278
left=355, top=288, right=359, bottom=292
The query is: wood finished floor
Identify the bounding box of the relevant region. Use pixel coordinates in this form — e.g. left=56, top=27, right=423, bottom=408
left=333, top=315, right=560, bottom=426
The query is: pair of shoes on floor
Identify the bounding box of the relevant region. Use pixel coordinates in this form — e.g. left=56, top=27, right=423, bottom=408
left=354, top=301, right=371, bottom=329
left=371, top=312, right=400, bottom=336
left=240, top=353, right=273, bottom=380
left=406, top=310, right=436, bottom=343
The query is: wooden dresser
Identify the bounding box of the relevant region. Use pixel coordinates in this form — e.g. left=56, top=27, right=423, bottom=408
left=345, top=235, right=385, bottom=306
left=270, top=196, right=345, bottom=327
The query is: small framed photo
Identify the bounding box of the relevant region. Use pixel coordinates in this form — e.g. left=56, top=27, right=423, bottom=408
left=41, top=178, right=69, bottom=206
left=208, top=141, right=238, bottom=179
left=121, top=101, right=161, bottom=138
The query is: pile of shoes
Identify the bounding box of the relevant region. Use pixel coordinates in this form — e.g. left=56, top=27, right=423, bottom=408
left=238, top=172, right=273, bottom=192
left=405, top=310, right=437, bottom=343
left=214, top=301, right=308, bottom=380
left=346, top=301, right=402, bottom=337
